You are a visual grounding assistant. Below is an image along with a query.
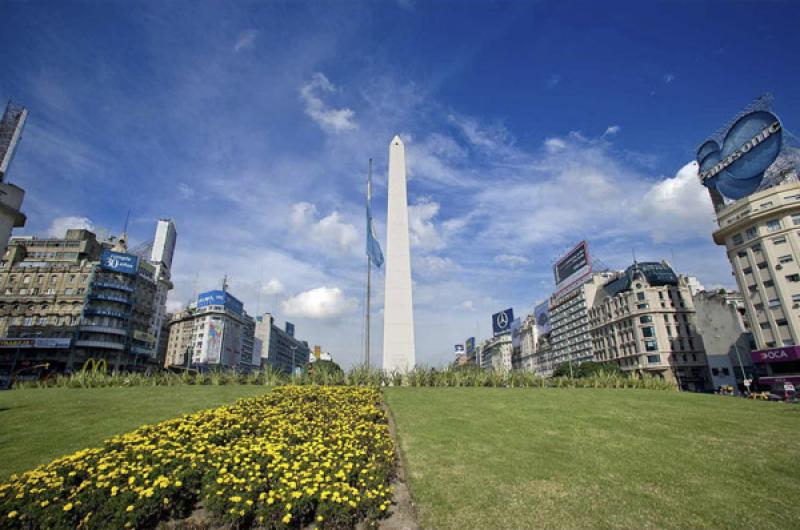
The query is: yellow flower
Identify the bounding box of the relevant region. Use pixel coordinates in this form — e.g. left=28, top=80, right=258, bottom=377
left=283, top=513, right=292, bottom=524
left=63, top=502, right=73, bottom=511
left=126, top=505, right=135, bottom=512
left=8, top=511, right=18, bottom=519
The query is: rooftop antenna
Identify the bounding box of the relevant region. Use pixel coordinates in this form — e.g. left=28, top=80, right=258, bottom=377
left=222, top=274, right=229, bottom=292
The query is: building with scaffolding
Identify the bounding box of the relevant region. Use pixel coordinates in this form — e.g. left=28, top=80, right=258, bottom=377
left=0, top=101, right=28, bottom=258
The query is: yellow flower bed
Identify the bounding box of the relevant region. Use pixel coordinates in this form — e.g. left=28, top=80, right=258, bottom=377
left=0, top=386, right=395, bottom=529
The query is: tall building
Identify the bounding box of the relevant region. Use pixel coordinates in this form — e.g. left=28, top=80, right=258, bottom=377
left=0, top=102, right=28, bottom=257
left=512, top=314, right=538, bottom=371
left=588, top=261, right=710, bottom=390
left=548, top=271, right=619, bottom=372
left=383, top=135, right=416, bottom=372
left=484, top=333, right=512, bottom=372
left=0, top=224, right=170, bottom=372
left=693, top=290, right=754, bottom=393
left=696, top=97, right=800, bottom=391
left=147, top=219, right=176, bottom=362
left=165, top=289, right=257, bottom=371
left=711, top=183, right=800, bottom=389
left=254, top=312, right=310, bottom=373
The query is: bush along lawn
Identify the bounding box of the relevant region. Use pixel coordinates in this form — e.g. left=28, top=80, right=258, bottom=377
left=0, top=386, right=395, bottom=529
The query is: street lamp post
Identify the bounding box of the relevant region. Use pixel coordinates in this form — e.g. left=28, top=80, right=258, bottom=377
left=290, top=345, right=298, bottom=383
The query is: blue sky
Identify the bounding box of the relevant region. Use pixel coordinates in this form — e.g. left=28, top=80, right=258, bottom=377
left=1, top=1, right=799, bottom=368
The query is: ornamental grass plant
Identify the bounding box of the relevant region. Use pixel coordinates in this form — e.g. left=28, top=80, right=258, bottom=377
left=0, top=386, right=395, bottom=529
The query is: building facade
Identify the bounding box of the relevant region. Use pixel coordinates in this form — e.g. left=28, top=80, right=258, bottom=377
left=589, top=261, right=711, bottom=390
left=254, top=313, right=310, bottom=373
left=513, top=314, right=538, bottom=371
left=693, top=289, right=754, bottom=393
left=548, top=271, right=618, bottom=372
left=711, top=183, right=800, bottom=389
left=0, top=225, right=172, bottom=373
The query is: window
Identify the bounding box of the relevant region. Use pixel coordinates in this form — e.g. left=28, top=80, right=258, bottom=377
left=647, top=354, right=660, bottom=364
left=642, top=326, right=655, bottom=338
left=793, top=214, right=800, bottom=225
left=767, top=219, right=782, bottom=233
left=645, top=339, right=657, bottom=352
left=23, top=276, right=31, bottom=284
left=737, top=251, right=747, bottom=258
left=752, top=243, right=762, bottom=252
left=746, top=227, right=758, bottom=240
left=732, top=234, right=744, bottom=245
left=779, top=255, right=793, bottom=263
left=639, top=315, right=652, bottom=323
left=760, top=322, right=771, bottom=330
left=742, top=266, right=753, bottom=274
left=787, top=274, right=800, bottom=282
left=637, top=303, right=648, bottom=310
left=50, top=276, right=57, bottom=284
left=764, top=280, right=774, bottom=287
left=757, top=262, right=768, bottom=270
left=666, top=325, right=672, bottom=337
left=636, top=292, right=645, bottom=301
left=712, top=367, right=719, bottom=376
left=768, top=299, right=781, bottom=308
left=773, top=236, right=787, bottom=245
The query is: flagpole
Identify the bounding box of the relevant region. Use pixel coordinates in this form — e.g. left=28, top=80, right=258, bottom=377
left=365, top=158, right=373, bottom=371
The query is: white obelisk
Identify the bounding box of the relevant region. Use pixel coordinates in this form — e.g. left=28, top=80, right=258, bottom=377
left=383, top=135, right=416, bottom=372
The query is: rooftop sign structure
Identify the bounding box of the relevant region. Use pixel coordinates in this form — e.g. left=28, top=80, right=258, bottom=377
left=696, top=95, right=798, bottom=202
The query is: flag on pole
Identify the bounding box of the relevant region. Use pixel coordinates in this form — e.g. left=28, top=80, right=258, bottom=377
left=366, top=171, right=384, bottom=268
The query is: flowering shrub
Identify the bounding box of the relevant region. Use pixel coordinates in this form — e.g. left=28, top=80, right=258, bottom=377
left=0, top=386, right=395, bottom=529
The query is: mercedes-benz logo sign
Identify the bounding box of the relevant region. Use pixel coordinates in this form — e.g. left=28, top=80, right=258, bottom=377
left=496, top=311, right=509, bottom=329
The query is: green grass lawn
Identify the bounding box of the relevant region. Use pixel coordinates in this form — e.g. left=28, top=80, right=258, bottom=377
left=0, top=385, right=269, bottom=479
left=384, top=388, right=800, bottom=530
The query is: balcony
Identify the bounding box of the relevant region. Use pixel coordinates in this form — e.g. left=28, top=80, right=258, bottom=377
left=92, top=281, right=134, bottom=293
left=78, top=325, right=128, bottom=336
left=88, top=293, right=132, bottom=304
left=83, top=308, right=130, bottom=319
left=74, top=339, right=125, bottom=350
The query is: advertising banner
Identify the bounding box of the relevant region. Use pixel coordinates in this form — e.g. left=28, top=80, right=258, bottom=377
left=197, top=290, right=244, bottom=316
left=203, top=320, right=224, bottom=363
left=454, top=344, right=465, bottom=354
left=492, top=308, right=514, bottom=336
left=133, top=330, right=156, bottom=343
left=285, top=322, right=295, bottom=337
left=554, top=241, right=591, bottom=295
left=100, top=250, right=139, bottom=275
left=465, top=337, right=475, bottom=355
left=751, top=346, right=800, bottom=364
left=534, top=301, right=551, bottom=334
left=0, top=337, right=71, bottom=349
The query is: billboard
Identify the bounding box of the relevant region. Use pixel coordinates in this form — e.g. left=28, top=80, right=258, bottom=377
left=100, top=250, right=139, bottom=275
left=0, top=102, right=28, bottom=181
left=553, top=241, right=592, bottom=295
left=285, top=322, right=295, bottom=337
left=492, top=308, right=514, bottom=336
left=202, top=320, right=224, bottom=363
left=697, top=102, right=784, bottom=201
left=0, top=337, right=71, bottom=349
left=454, top=344, right=465, bottom=355
left=465, top=337, right=476, bottom=355
left=534, top=300, right=551, bottom=334
left=197, top=290, right=244, bottom=316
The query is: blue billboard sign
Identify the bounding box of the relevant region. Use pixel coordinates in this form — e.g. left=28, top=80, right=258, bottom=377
left=100, top=250, right=139, bottom=275
left=197, top=290, right=244, bottom=316
left=492, top=308, right=514, bottom=336
left=465, top=337, right=475, bottom=355
left=698, top=109, right=783, bottom=200
left=285, top=322, right=295, bottom=337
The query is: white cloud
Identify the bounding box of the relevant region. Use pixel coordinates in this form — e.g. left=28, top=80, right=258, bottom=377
left=604, top=125, right=621, bottom=136
left=47, top=216, right=94, bottom=237
left=460, top=300, right=474, bottom=311
left=261, top=278, right=284, bottom=295
left=638, top=161, right=716, bottom=242
left=233, top=29, right=258, bottom=52
left=415, top=255, right=457, bottom=276
left=663, top=73, right=675, bottom=83
left=494, top=254, right=529, bottom=267
left=177, top=182, right=195, bottom=199
left=544, top=137, right=567, bottom=152
left=291, top=202, right=358, bottom=254
left=282, top=286, right=358, bottom=319
left=447, top=113, right=514, bottom=155
left=408, top=199, right=445, bottom=251
left=299, top=73, right=357, bottom=133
